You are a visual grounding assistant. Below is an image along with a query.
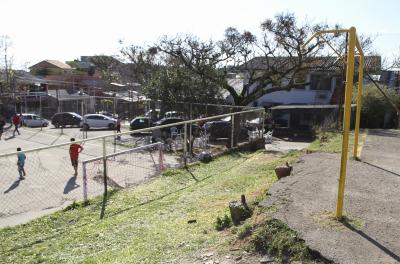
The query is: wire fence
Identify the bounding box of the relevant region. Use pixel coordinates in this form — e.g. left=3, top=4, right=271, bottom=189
left=0, top=106, right=265, bottom=222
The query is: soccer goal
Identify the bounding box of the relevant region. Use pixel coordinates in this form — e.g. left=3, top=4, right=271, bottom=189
left=82, top=142, right=165, bottom=201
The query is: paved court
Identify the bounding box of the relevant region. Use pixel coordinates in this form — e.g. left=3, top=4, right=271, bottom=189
left=0, top=125, right=180, bottom=227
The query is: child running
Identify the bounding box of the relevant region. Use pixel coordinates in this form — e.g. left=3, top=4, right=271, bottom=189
left=69, top=138, right=83, bottom=176
left=17, top=147, right=26, bottom=179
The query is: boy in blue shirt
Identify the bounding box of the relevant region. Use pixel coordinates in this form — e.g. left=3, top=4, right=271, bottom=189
left=17, top=147, right=26, bottom=179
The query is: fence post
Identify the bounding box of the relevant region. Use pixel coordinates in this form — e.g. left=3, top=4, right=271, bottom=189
left=183, top=122, right=188, bottom=166
left=82, top=161, right=88, bottom=202
left=102, top=137, right=107, bottom=197
left=231, top=113, right=234, bottom=148
left=260, top=111, right=264, bottom=137
left=158, top=143, right=165, bottom=172
left=189, top=104, right=193, bottom=156
left=113, top=129, right=117, bottom=154
left=113, top=97, right=116, bottom=118
left=100, top=137, right=108, bottom=219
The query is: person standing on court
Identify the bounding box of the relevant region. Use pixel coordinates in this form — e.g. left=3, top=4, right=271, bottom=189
left=12, top=113, right=21, bottom=136
left=69, top=138, right=83, bottom=176
left=116, top=117, right=122, bottom=134
left=17, top=147, right=26, bottom=179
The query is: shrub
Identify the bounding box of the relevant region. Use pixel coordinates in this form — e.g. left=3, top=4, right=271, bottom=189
left=355, top=84, right=400, bottom=128
left=215, top=214, right=232, bottom=231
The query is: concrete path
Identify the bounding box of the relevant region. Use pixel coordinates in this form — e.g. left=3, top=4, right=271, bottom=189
left=261, top=129, right=400, bottom=264
left=265, top=138, right=311, bottom=153
left=361, top=129, right=400, bottom=175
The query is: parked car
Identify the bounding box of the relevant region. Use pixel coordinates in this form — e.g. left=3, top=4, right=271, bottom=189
left=164, top=111, right=184, bottom=118
left=154, top=117, right=185, bottom=131
left=130, top=117, right=153, bottom=131
left=51, top=112, right=82, bottom=128
left=21, top=114, right=49, bottom=127
left=204, top=120, right=248, bottom=141
left=81, top=114, right=117, bottom=130
left=98, top=111, right=114, bottom=118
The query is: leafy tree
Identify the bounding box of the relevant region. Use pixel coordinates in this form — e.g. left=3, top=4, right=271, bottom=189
left=356, top=84, right=400, bottom=128
left=120, top=45, right=222, bottom=111
left=89, top=55, right=122, bottom=83
left=120, top=13, right=373, bottom=145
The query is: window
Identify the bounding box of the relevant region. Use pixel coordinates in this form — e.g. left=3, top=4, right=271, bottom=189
left=135, top=119, right=146, bottom=124
left=310, top=74, right=332, bottom=90
left=25, top=115, right=32, bottom=120
left=274, top=112, right=290, bottom=128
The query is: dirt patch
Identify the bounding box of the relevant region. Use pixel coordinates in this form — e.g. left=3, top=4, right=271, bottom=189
left=261, top=152, right=400, bottom=264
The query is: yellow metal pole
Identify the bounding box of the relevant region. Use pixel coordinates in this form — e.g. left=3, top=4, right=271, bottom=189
left=336, top=27, right=357, bottom=219
left=353, top=55, right=364, bottom=159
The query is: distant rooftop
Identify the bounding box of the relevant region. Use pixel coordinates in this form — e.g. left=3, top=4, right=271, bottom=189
left=29, top=60, right=72, bottom=70
left=270, top=104, right=356, bottom=110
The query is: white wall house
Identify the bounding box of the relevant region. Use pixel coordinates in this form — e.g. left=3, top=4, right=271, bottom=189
left=226, top=72, right=338, bottom=106
left=225, top=56, right=381, bottom=107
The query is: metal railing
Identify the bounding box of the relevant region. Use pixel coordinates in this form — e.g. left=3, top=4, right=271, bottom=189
left=0, top=107, right=265, bottom=221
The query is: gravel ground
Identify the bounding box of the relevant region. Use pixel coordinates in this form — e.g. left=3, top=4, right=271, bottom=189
left=261, top=129, right=400, bottom=264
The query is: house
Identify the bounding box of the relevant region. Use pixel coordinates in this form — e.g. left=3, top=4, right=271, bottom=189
left=226, top=56, right=381, bottom=137
left=29, top=60, right=72, bottom=76
left=226, top=56, right=381, bottom=107
left=379, top=69, right=400, bottom=90
left=269, top=104, right=357, bottom=138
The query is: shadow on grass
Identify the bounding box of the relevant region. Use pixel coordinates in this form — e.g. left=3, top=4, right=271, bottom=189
left=342, top=221, right=400, bottom=262
left=103, top=152, right=251, bottom=219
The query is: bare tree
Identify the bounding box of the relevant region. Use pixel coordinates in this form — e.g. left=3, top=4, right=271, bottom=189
left=0, top=35, right=14, bottom=93
left=157, top=13, right=342, bottom=106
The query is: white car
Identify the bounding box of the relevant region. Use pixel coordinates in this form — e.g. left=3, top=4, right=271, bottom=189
left=81, top=114, right=117, bottom=130
left=21, top=114, right=49, bottom=127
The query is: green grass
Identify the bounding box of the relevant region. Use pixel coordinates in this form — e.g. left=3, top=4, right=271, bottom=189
left=0, top=150, right=301, bottom=264
left=248, top=217, right=330, bottom=264
left=307, top=131, right=355, bottom=153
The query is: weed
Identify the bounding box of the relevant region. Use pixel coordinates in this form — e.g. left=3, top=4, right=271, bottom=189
left=237, top=222, right=253, bottom=239
left=250, top=218, right=330, bottom=263
left=215, top=214, right=232, bottom=231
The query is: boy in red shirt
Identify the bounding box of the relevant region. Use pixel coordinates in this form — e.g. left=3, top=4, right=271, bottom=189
left=69, top=138, right=83, bottom=176
left=12, top=113, right=21, bottom=136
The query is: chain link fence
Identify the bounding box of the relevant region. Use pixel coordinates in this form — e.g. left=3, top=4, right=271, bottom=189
left=0, top=106, right=265, bottom=223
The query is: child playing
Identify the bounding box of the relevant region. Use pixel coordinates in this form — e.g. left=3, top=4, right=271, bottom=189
left=69, top=138, right=83, bottom=176
left=17, top=147, right=26, bottom=179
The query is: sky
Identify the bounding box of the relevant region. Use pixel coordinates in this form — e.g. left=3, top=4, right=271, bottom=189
left=1, top=0, right=399, bottom=69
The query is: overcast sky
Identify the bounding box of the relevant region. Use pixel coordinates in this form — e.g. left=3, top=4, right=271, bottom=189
left=1, top=0, right=399, bottom=69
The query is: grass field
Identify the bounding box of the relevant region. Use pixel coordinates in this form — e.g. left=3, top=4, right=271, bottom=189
left=0, top=148, right=303, bottom=263
left=1, top=131, right=359, bottom=263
